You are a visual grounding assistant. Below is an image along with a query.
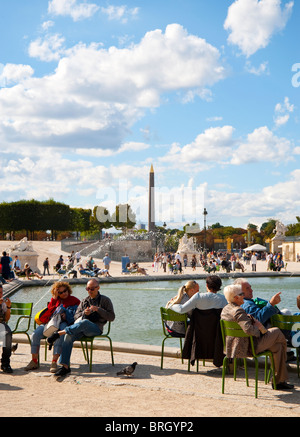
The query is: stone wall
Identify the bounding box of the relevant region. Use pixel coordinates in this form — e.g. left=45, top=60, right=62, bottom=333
left=61, top=238, right=154, bottom=262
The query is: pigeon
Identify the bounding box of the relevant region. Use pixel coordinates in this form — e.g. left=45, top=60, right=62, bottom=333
left=11, top=343, right=18, bottom=354
left=116, top=362, right=137, bottom=377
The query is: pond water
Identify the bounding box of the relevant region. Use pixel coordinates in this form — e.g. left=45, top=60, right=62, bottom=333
left=9, top=277, right=300, bottom=347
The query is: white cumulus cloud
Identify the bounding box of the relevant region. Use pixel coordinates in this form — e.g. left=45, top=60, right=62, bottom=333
left=0, top=63, right=34, bottom=85
left=101, top=5, right=139, bottom=23
left=48, top=0, right=99, bottom=21
left=0, top=24, right=225, bottom=151
left=28, top=34, right=66, bottom=62
left=224, top=0, right=294, bottom=57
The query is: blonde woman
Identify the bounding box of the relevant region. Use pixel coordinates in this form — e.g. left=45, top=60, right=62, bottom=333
left=165, top=281, right=199, bottom=336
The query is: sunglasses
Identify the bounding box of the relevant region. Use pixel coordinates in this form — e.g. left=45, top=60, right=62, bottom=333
left=58, top=289, right=68, bottom=295
left=86, top=286, right=98, bottom=291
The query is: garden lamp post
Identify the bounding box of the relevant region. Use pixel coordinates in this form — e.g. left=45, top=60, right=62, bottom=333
left=203, top=208, right=208, bottom=254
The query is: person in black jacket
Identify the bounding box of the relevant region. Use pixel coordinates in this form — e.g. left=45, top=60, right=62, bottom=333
left=0, top=252, right=11, bottom=281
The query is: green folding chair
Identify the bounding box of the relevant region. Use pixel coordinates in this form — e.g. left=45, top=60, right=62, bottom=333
left=11, top=302, right=33, bottom=345
left=80, top=321, right=114, bottom=372
left=271, top=313, right=300, bottom=377
left=160, top=307, right=188, bottom=370
left=220, top=319, right=276, bottom=398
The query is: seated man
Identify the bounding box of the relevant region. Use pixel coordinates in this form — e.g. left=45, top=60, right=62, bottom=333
left=234, top=278, right=281, bottom=327
left=222, top=283, right=293, bottom=390
left=65, top=258, right=77, bottom=278
left=47, top=278, right=115, bottom=377
left=12, top=255, right=21, bottom=276
left=0, top=284, right=13, bottom=373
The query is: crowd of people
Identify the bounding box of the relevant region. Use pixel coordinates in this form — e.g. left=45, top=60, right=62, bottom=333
left=0, top=252, right=43, bottom=283
left=54, top=252, right=113, bottom=279
left=151, top=250, right=288, bottom=274
left=165, top=276, right=300, bottom=391
left=0, top=251, right=113, bottom=284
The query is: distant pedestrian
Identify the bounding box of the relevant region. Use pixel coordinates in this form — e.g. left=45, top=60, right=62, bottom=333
left=75, top=251, right=81, bottom=265
left=103, top=253, right=111, bottom=271
left=43, top=257, right=50, bottom=275
left=251, top=252, right=257, bottom=272
left=0, top=252, right=11, bottom=280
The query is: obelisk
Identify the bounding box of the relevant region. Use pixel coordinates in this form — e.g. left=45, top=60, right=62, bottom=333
left=148, top=164, right=155, bottom=232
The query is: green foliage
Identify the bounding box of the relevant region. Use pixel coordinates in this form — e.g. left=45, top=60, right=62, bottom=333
left=0, top=199, right=88, bottom=237
left=110, top=204, right=136, bottom=231
left=286, top=216, right=300, bottom=236
left=260, top=219, right=276, bottom=237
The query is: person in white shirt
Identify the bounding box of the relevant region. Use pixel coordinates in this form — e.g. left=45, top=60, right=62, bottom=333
left=12, top=256, right=21, bottom=272
left=251, top=252, right=257, bottom=272
left=170, top=276, right=227, bottom=314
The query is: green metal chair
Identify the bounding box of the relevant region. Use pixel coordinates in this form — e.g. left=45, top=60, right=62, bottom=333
left=271, top=313, right=300, bottom=377
left=160, top=307, right=188, bottom=369
left=220, top=319, right=276, bottom=398
left=11, top=302, right=33, bottom=345
left=80, top=321, right=114, bottom=372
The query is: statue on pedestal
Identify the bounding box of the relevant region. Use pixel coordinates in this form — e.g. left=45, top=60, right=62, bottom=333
left=177, top=234, right=197, bottom=253
left=273, top=221, right=287, bottom=239
left=271, top=220, right=287, bottom=255
left=7, top=237, right=40, bottom=272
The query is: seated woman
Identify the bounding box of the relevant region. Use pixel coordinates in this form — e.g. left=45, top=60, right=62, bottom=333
left=174, top=259, right=182, bottom=274
left=235, top=261, right=245, bottom=272
left=17, top=263, right=43, bottom=280
left=77, top=264, right=96, bottom=277
left=25, top=281, right=80, bottom=373
left=131, top=262, right=147, bottom=275
left=165, top=280, right=199, bottom=337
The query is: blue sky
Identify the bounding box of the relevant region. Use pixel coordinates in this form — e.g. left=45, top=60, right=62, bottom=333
left=0, top=0, right=299, bottom=230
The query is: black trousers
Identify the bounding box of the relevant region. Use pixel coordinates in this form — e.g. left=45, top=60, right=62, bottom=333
left=0, top=323, right=12, bottom=366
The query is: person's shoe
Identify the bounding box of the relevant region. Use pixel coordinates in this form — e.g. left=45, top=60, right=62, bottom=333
left=54, top=366, right=71, bottom=377
left=1, top=364, right=13, bottom=373
left=47, top=331, right=60, bottom=350
left=50, top=361, right=58, bottom=373
left=273, top=381, right=294, bottom=390
left=286, top=351, right=296, bottom=362
left=24, top=360, right=39, bottom=371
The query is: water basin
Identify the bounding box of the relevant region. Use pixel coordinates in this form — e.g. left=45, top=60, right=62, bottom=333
left=9, top=277, right=300, bottom=347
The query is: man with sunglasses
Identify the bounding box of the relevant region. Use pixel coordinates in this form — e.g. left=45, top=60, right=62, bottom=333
left=48, top=278, right=115, bottom=377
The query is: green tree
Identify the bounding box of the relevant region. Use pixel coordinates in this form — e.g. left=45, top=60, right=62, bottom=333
left=260, top=219, right=276, bottom=238
left=111, top=204, right=136, bottom=233
left=286, top=217, right=300, bottom=236
left=90, top=206, right=112, bottom=238
left=70, top=208, right=92, bottom=238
